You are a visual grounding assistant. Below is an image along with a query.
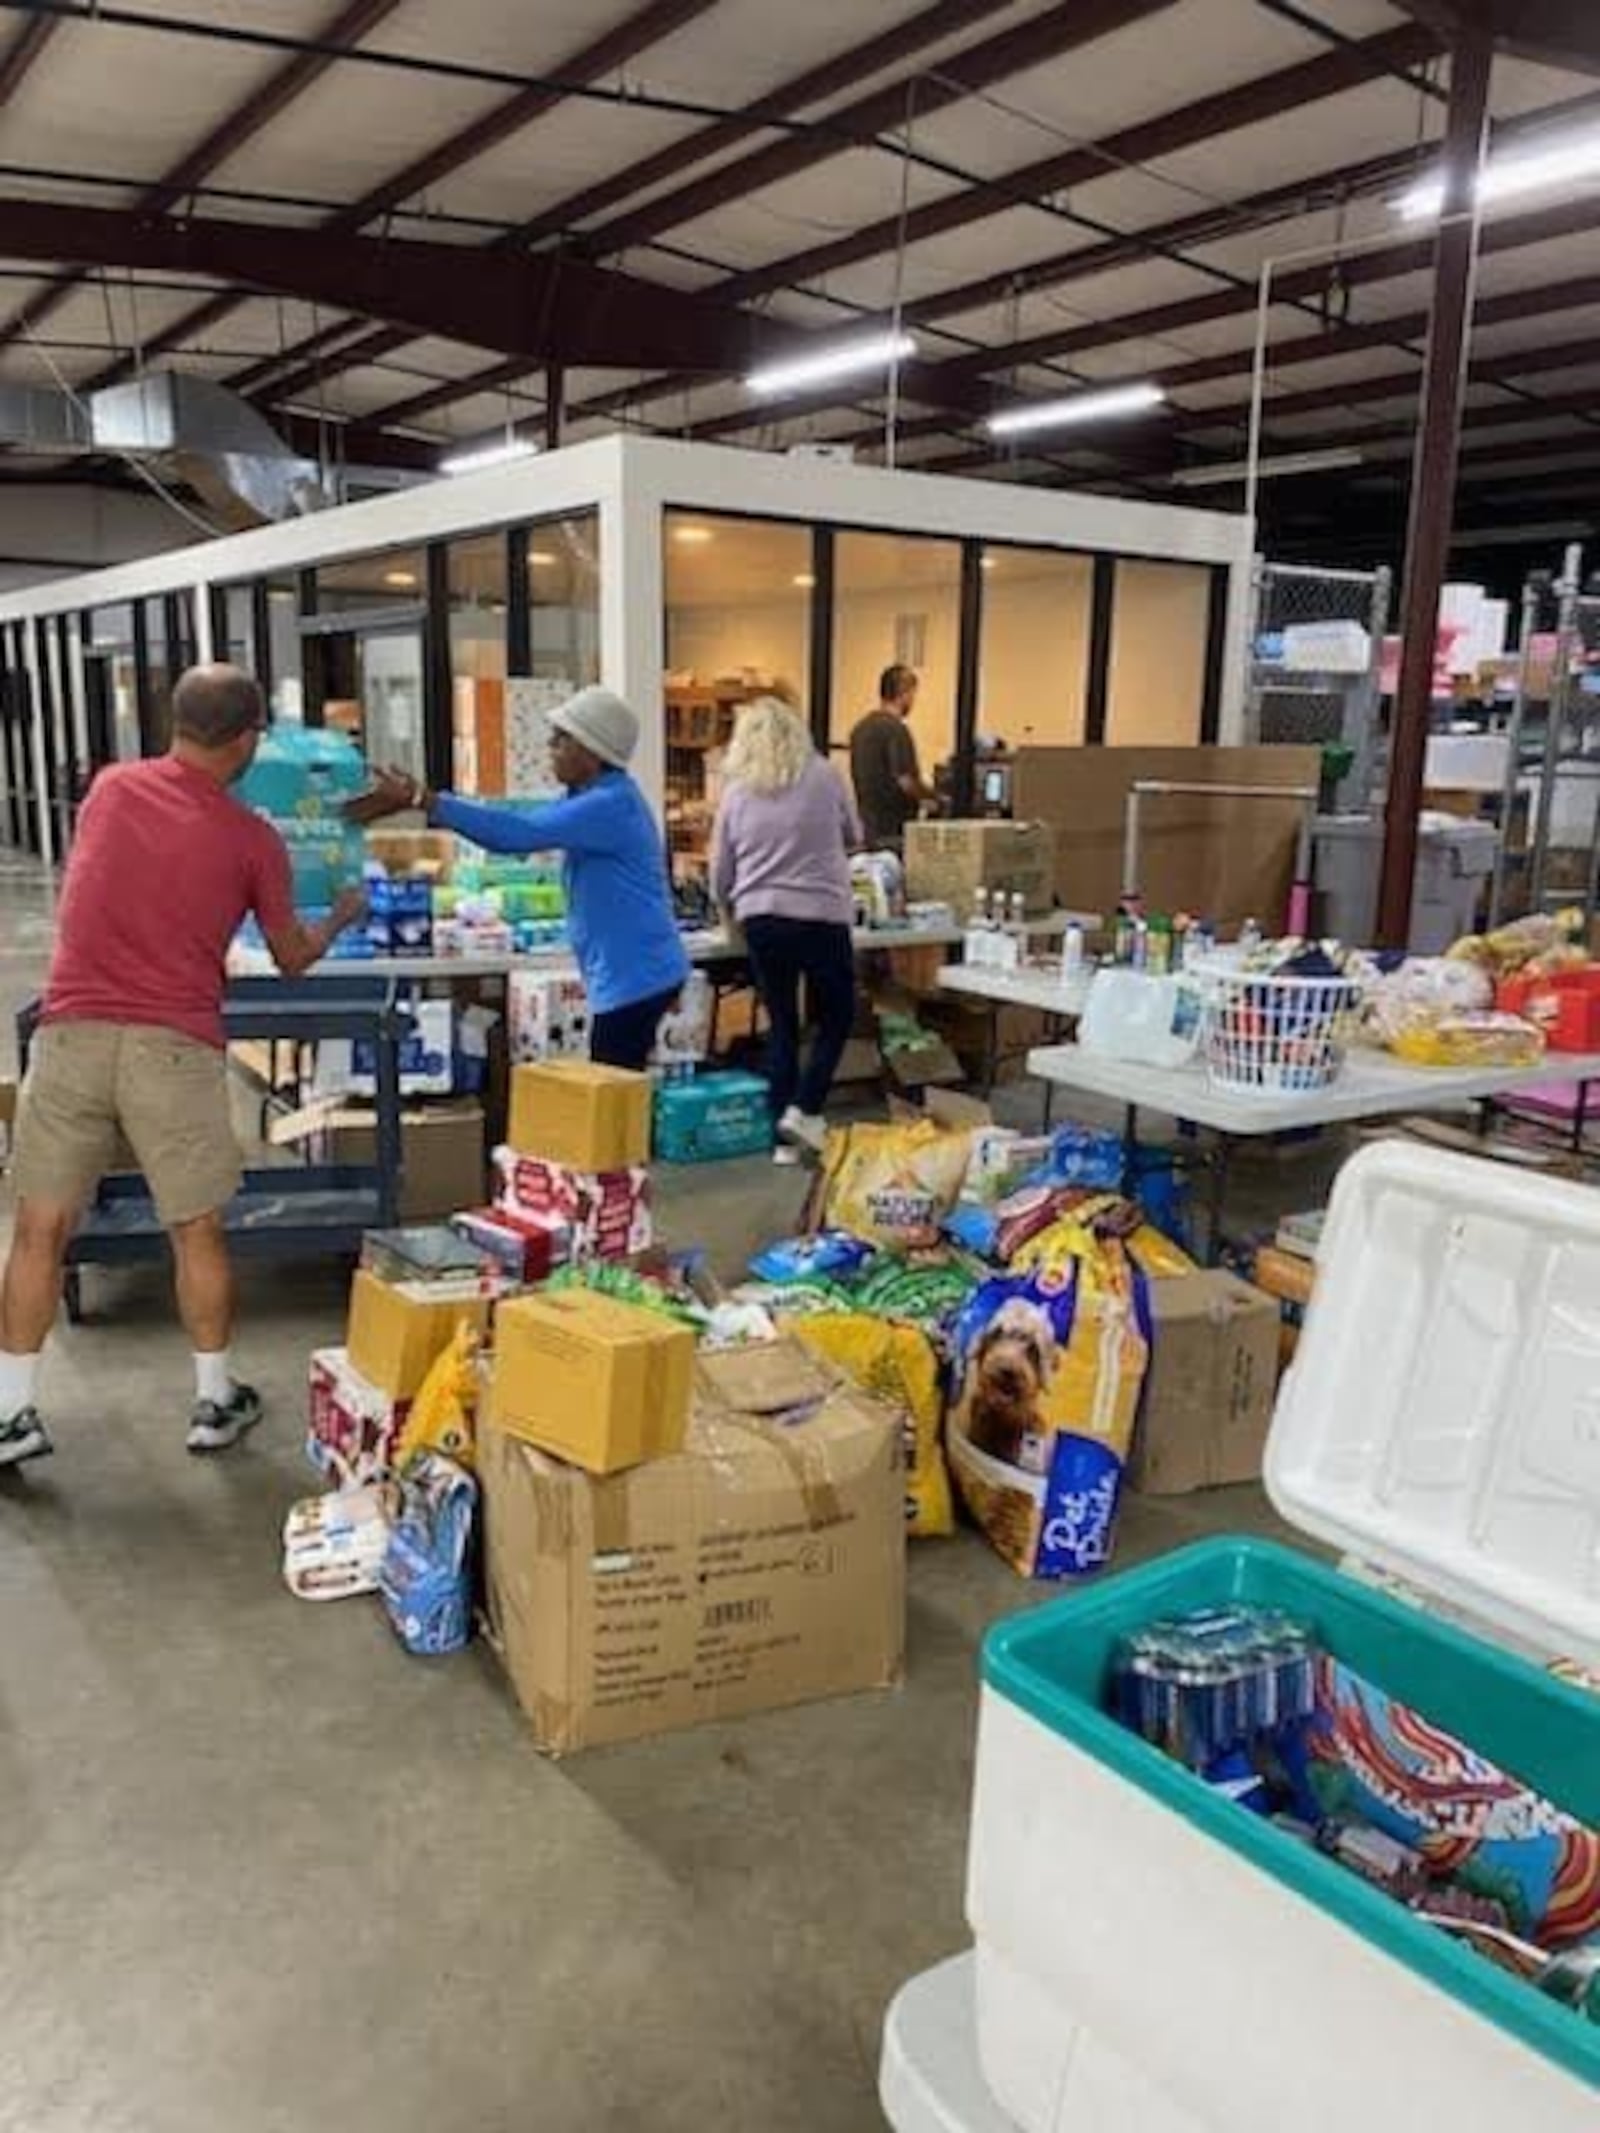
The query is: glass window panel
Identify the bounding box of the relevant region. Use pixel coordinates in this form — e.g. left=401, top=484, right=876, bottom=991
left=218, top=583, right=257, bottom=672
left=264, top=575, right=302, bottom=721
left=528, top=512, right=600, bottom=689
left=663, top=509, right=812, bottom=887
left=976, top=546, right=1092, bottom=750
left=308, top=551, right=426, bottom=778
left=448, top=533, right=508, bottom=794
left=830, top=530, right=961, bottom=804
left=141, top=596, right=172, bottom=754
left=1106, top=559, right=1212, bottom=746
left=87, top=603, right=139, bottom=761
left=316, top=547, right=427, bottom=616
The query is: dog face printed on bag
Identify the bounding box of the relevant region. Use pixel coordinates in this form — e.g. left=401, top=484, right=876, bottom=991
left=964, top=1298, right=1057, bottom=1472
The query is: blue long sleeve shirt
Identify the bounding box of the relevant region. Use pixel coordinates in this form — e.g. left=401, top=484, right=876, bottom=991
left=431, top=773, right=689, bottom=1015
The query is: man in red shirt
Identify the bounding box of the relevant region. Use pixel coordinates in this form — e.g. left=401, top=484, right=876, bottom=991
left=0, top=664, right=365, bottom=1467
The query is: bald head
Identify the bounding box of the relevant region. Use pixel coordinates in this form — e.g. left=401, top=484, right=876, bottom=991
left=172, top=663, right=265, bottom=749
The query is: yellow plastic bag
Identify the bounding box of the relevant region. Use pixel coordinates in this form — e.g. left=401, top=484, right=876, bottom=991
left=819, top=1118, right=972, bottom=1249
left=394, top=1322, right=481, bottom=1472
left=792, top=1312, right=954, bottom=1539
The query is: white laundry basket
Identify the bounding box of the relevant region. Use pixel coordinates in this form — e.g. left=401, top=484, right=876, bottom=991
left=1194, top=957, right=1361, bottom=1095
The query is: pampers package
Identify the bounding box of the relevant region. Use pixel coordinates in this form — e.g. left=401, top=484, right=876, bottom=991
left=947, top=1241, right=1152, bottom=1577
left=235, top=724, right=367, bottom=908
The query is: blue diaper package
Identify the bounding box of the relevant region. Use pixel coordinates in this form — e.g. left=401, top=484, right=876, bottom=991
left=236, top=725, right=367, bottom=908
left=378, top=1452, right=477, bottom=1657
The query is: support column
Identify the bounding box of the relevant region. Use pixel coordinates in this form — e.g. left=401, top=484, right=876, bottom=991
left=1376, top=28, right=1493, bottom=946
left=544, top=364, right=564, bottom=453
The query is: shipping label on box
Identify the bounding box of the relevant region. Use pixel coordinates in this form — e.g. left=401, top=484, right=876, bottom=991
left=1129, top=1271, right=1281, bottom=1496
left=494, top=1149, right=652, bottom=1261
left=479, top=1357, right=905, bottom=1753
left=507, top=969, right=590, bottom=1064
left=308, top=1346, right=412, bottom=1485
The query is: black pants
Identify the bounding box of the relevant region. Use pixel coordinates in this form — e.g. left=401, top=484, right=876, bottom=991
left=743, top=914, right=856, bottom=1119
left=590, top=985, right=680, bottom=1073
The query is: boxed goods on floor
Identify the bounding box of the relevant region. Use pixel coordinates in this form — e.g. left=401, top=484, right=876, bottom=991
left=495, top=1149, right=652, bottom=1261
left=273, top=1100, right=486, bottom=1224
left=965, top=1143, right=1600, bottom=2133
left=488, top=1288, right=695, bottom=1473
left=507, top=1059, right=651, bottom=1170
left=480, top=1341, right=906, bottom=1754
left=1127, top=1271, right=1280, bottom=1496
left=653, top=1069, right=772, bottom=1163
left=307, top=1346, right=411, bottom=1485
left=346, top=1268, right=494, bottom=1401
left=903, top=820, right=1056, bottom=923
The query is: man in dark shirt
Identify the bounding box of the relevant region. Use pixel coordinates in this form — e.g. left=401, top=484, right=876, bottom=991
left=849, top=663, right=933, bottom=848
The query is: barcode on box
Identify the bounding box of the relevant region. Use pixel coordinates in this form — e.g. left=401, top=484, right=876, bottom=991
left=703, top=1596, right=773, bottom=1631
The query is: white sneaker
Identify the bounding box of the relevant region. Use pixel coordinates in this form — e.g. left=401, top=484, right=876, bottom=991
left=772, top=1143, right=803, bottom=1167
left=777, top=1107, right=826, bottom=1152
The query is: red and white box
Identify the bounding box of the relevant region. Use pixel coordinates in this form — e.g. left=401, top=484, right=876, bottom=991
left=493, top=1148, right=653, bottom=1261
left=307, top=1346, right=412, bottom=1486
left=507, top=969, right=590, bottom=1063
left=451, top=1204, right=568, bottom=1283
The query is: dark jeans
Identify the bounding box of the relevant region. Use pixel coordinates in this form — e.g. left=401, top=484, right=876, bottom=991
left=590, top=986, right=680, bottom=1073
left=743, top=914, right=856, bottom=1119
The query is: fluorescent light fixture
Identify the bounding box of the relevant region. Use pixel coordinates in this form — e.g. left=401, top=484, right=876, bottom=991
left=438, top=436, right=539, bottom=476
left=979, top=554, right=997, bottom=571
left=528, top=550, right=558, bottom=567
left=382, top=569, right=417, bottom=588
left=1170, top=446, right=1364, bottom=490
left=986, top=381, right=1165, bottom=438
left=745, top=331, right=916, bottom=399
left=672, top=525, right=714, bottom=545
left=792, top=573, right=816, bottom=588
left=1399, top=131, right=1600, bottom=222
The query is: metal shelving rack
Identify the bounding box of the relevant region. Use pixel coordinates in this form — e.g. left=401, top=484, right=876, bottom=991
left=1245, top=560, right=1392, bottom=811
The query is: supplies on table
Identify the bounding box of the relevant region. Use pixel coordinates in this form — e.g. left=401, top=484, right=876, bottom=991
left=1078, top=967, right=1203, bottom=1070
left=283, top=1479, right=399, bottom=1600
left=507, top=968, right=589, bottom=1064
left=851, top=848, right=907, bottom=928
left=309, top=995, right=456, bottom=1100
left=1192, top=939, right=1362, bottom=1094
left=494, top=1148, right=651, bottom=1262
left=904, top=820, right=1056, bottom=924
left=478, top=1339, right=905, bottom=1754
left=364, top=870, right=433, bottom=957
left=307, top=1347, right=411, bottom=1486
left=366, top=828, right=453, bottom=880
left=346, top=1266, right=496, bottom=1401
left=965, top=1143, right=1600, bottom=2133
left=654, top=970, right=714, bottom=1073
left=378, top=1451, right=477, bottom=1656
left=1127, top=1271, right=1280, bottom=1496
left=486, top=1288, right=695, bottom=1473
left=507, top=1059, right=652, bottom=1171
left=653, top=1068, right=772, bottom=1162
left=235, top=724, right=367, bottom=907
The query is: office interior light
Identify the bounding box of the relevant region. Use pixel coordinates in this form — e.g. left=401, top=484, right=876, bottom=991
left=438, top=437, right=539, bottom=476
left=1170, top=446, right=1365, bottom=489
left=745, top=331, right=917, bottom=398
left=985, top=381, right=1165, bottom=437
left=1399, top=131, right=1600, bottom=222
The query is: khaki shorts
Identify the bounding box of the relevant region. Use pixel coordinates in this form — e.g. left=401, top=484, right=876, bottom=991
left=14, top=1021, right=243, bottom=1228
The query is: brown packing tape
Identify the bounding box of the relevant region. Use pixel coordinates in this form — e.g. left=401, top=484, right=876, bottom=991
left=691, top=1393, right=845, bottom=1533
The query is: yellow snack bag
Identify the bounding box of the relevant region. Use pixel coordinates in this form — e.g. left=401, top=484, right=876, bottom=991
left=792, top=1312, right=954, bottom=1539
left=394, top=1322, right=481, bottom=1472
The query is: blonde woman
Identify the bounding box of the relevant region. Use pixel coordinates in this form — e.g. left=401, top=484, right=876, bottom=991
left=710, top=696, right=860, bottom=1162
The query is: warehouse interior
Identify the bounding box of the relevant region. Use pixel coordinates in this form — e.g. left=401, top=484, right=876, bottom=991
left=3, top=3, right=1600, bottom=2130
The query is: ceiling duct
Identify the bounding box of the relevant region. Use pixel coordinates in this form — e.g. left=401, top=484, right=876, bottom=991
left=88, top=373, right=329, bottom=527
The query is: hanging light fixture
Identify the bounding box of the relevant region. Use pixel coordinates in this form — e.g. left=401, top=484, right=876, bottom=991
left=985, top=381, right=1165, bottom=438
left=1398, top=129, right=1600, bottom=222
left=745, top=331, right=917, bottom=399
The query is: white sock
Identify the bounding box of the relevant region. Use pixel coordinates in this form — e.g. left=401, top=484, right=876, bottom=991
left=0, top=1349, right=39, bottom=1420
left=194, top=1351, right=234, bottom=1406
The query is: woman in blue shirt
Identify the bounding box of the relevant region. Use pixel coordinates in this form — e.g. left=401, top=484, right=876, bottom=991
left=351, top=687, right=688, bottom=1071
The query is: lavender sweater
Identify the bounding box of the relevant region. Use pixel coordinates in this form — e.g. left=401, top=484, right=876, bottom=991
left=710, top=755, right=859, bottom=928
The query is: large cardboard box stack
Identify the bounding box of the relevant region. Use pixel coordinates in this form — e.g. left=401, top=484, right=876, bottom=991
left=488, top=1288, right=694, bottom=1473
left=1128, top=1271, right=1281, bottom=1495
left=480, top=1340, right=905, bottom=1754
left=903, top=820, right=1056, bottom=923
left=500, top=1060, right=653, bottom=1260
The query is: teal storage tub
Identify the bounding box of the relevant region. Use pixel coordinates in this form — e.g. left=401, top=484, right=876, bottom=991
left=652, top=1071, right=773, bottom=1163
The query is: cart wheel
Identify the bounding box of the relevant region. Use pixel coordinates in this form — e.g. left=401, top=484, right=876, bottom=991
left=64, top=1270, right=84, bottom=1326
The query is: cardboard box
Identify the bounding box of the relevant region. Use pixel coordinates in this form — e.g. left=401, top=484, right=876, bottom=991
left=489, top=1288, right=695, bottom=1473
left=307, top=1346, right=411, bottom=1485
left=495, top=1149, right=652, bottom=1261
left=479, top=1344, right=906, bottom=1753
left=366, top=827, right=455, bottom=878
left=346, top=1268, right=493, bottom=1401
left=1129, top=1271, right=1280, bottom=1496
left=507, top=969, right=590, bottom=1064
left=507, top=1059, right=652, bottom=1169
left=903, top=820, right=1056, bottom=922
left=273, top=1100, right=485, bottom=1223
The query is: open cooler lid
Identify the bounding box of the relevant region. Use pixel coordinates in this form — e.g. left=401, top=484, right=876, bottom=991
left=1266, top=1139, right=1600, bottom=1670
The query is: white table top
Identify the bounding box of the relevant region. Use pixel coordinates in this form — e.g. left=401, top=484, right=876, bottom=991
left=938, top=962, right=1092, bottom=1016
left=1025, top=1040, right=1600, bottom=1137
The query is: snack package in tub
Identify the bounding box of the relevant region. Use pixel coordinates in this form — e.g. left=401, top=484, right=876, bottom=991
left=946, top=1241, right=1152, bottom=1578
left=378, top=1452, right=477, bottom=1656
left=1389, top=1009, right=1545, bottom=1069
left=818, top=1117, right=971, bottom=1249
left=791, top=1313, right=954, bottom=1539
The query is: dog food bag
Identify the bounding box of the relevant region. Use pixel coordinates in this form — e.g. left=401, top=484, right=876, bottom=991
left=394, top=1322, right=481, bottom=1473
left=748, top=1230, right=876, bottom=1285
left=947, top=1246, right=1152, bottom=1578
left=819, top=1118, right=972, bottom=1250
left=792, top=1313, right=954, bottom=1540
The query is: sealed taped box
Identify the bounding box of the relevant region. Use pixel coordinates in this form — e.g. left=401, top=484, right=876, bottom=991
left=1128, top=1271, right=1280, bottom=1496
left=904, top=820, right=1056, bottom=923
left=480, top=1342, right=906, bottom=1754
left=508, top=1059, right=651, bottom=1170
left=488, top=1288, right=695, bottom=1473
left=346, top=1268, right=493, bottom=1401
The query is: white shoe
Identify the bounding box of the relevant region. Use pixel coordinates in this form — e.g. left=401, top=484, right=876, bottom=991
left=777, top=1106, right=826, bottom=1152
left=772, top=1143, right=803, bottom=1167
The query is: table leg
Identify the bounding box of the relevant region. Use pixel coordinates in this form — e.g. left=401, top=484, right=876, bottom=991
left=1574, top=1078, right=1592, bottom=1156
left=1121, top=1104, right=1140, bottom=1197
left=1205, top=1133, right=1234, bottom=1267
left=983, top=1003, right=999, bottom=1097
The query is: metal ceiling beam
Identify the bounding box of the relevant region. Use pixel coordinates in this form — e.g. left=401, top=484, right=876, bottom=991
left=0, top=0, right=403, bottom=357
left=1392, top=1, right=1600, bottom=75
left=0, top=9, right=57, bottom=105
left=83, top=0, right=720, bottom=392
left=0, top=198, right=809, bottom=373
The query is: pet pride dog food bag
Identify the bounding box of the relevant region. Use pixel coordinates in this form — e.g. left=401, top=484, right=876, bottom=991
left=947, top=1241, right=1152, bottom=1578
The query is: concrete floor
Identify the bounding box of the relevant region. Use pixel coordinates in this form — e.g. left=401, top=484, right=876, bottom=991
left=0, top=861, right=1304, bottom=2133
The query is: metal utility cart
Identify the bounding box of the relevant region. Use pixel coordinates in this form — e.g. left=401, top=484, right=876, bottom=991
left=18, top=975, right=411, bottom=1322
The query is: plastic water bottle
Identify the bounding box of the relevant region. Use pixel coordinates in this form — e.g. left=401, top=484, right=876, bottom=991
left=1060, top=921, right=1085, bottom=984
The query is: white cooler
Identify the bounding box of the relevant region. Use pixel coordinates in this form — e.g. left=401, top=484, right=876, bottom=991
left=954, top=1141, right=1600, bottom=2132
